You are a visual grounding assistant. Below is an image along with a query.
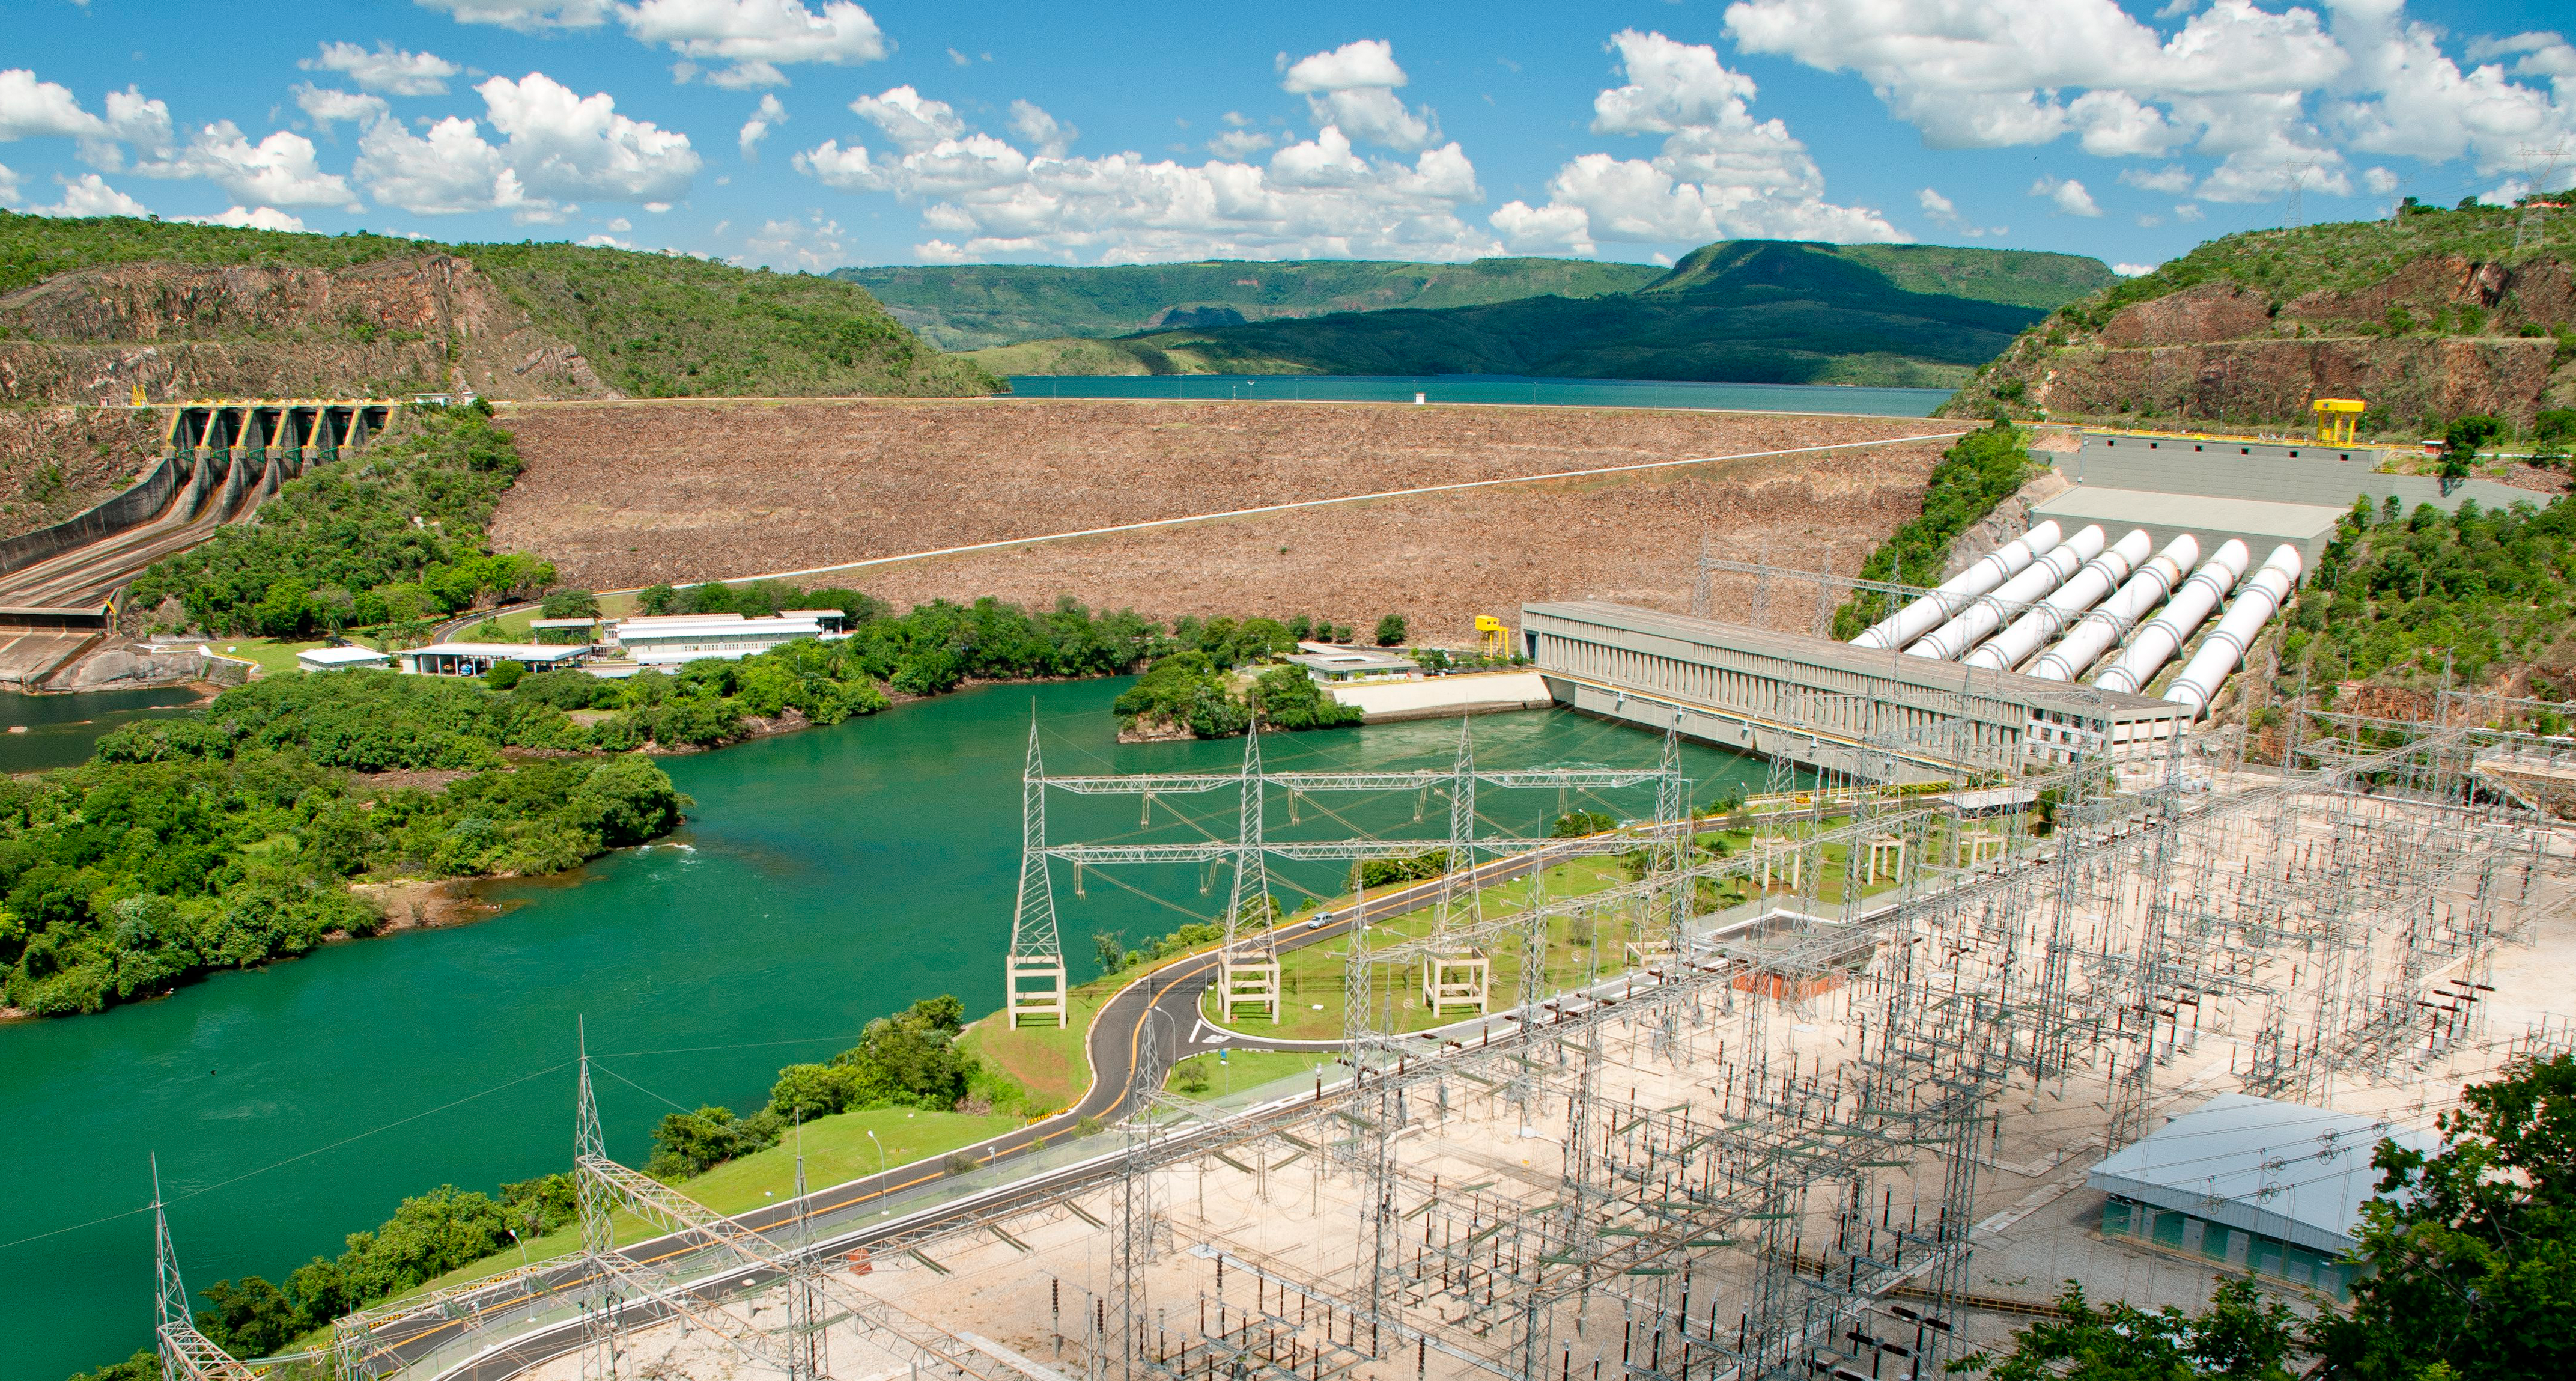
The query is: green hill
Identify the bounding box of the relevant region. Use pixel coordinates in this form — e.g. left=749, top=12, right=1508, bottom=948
left=831, top=257, right=1668, bottom=351
left=0, top=212, right=995, bottom=400
left=1034, top=241, right=2116, bottom=388
left=1942, top=203, right=2576, bottom=430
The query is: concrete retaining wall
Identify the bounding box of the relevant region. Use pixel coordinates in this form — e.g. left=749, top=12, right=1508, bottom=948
left=0, top=451, right=182, bottom=579
left=1326, top=670, right=1554, bottom=722
left=2050, top=436, right=2536, bottom=514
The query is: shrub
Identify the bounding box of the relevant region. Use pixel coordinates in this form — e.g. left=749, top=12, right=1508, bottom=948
left=1374, top=614, right=1408, bottom=646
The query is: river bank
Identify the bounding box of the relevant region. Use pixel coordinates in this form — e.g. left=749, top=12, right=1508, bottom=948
left=4, top=683, right=1760, bottom=1380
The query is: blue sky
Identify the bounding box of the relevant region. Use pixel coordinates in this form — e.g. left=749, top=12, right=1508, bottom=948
left=2, top=0, right=2571, bottom=275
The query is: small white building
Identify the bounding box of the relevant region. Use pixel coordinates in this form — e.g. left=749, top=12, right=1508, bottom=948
left=1282, top=641, right=1421, bottom=684
left=611, top=614, right=828, bottom=666
left=392, top=642, right=592, bottom=677
left=296, top=645, right=392, bottom=673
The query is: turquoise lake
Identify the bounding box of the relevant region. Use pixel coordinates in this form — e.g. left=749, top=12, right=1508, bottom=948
left=0, top=680, right=1763, bottom=1379
left=1004, top=374, right=1953, bottom=416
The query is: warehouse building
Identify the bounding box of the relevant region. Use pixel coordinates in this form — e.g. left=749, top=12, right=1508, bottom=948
left=611, top=613, right=831, bottom=666
left=2086, top=1093, right=2437, bottom=1301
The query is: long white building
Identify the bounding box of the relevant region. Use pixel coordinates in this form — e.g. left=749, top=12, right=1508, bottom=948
left=610, top=614, right=831, bottom=666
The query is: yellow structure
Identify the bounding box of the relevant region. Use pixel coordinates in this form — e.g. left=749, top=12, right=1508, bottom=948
left=2312, top=398, right=2365, bottom=445
left=129, top=383, right=148, bottom=407
left=1475, top=615, right=1508, bottom=659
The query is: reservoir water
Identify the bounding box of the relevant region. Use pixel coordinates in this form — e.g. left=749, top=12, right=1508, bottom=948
left=0, top=678, right=1763, bottom=1379
left=0, top=686, right=207, bottom=775
left=1006, top=374, right=1953, bottom=416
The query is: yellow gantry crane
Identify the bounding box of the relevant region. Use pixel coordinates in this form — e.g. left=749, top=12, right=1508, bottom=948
left=2312, top=397, right=2366, bottom=445
left=1475, top=614, right=1508, bottom=659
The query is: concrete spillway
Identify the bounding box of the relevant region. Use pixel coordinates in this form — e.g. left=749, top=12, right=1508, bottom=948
left=2025, top=534, right=2198, bottom=683
left=1905, top=523, right=2106, bottom=662
left=1850, top=520, right=2062, bottom=651
left=2164, top=544, right=2304, bottom=718
left=1962, top=528, right=2152, bottom=673
left=2093, top=540, right=2251, bottom=695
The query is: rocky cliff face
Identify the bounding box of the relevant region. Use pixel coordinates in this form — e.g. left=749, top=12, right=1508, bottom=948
left=1949, top=247, right=2576, bottom=430
left=0, top=408, right=165, bottom=538
left=0, top=254, right=616, bottom=406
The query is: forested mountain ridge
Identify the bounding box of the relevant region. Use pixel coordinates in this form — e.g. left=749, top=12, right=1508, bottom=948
left=0, top=212, right=997, bottom=404
left=830, top=257, right=1668, bottom=350
left=977, top=241, right=2116, bottom=388
left=1942, top=203, right=2576, bottom=431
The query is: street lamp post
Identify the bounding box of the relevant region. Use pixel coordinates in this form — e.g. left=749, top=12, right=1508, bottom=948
left=864, top=1129, right=889, bottom=1214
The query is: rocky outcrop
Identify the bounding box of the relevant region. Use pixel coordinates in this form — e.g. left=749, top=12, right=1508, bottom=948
left=2039, top=335, right=2561, bottom=430
left=1954, top=248, right=2576, bottom=430
left=47, top=642, right=207, bottom=690
left=0, top=407, right=165, bottom=538
left=0, top=254, right=617, bottom=405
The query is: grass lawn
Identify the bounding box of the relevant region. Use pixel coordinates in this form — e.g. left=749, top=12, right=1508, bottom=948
left=1217, top=858, right=1644, bottom=1041
left=387, top=1104, right=1016, bottom=1301
left=205, top=636, right=329, bottom=677
left=959, top=976, right=1120, bottom=1113
left=1168, top=1047, right=1335, bottom=1098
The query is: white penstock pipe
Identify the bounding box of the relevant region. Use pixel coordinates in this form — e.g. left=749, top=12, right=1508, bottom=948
left=1904, top=524, right=2106, bottom=662
left=1961, top=528, right=2153, bottom=673
left=1851, top=520, right=2062, bottom=650
left=2092, top=539, right=2251, bottom=694
left=2164, top=544, right=2304, bottom=719
left=2026, top=534, right=2198, bottom=682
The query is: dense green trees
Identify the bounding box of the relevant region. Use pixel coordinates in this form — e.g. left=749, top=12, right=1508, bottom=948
left=1832, top=423, right=2035, bottom=638
left=2, top=674, right=687, bottom=1017
left=2312, top=1053, right=2576, bottom=1379
left=1952, top=1279, right=2297, bottom=1381
left=2288, top=494, right=2576, bottom=689
left=128, top=406, right=554, bottom=638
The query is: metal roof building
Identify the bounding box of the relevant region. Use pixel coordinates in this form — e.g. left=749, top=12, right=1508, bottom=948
left=391, top=642, right=591, bottom=677
left=611, top=614, right=828, bottom=665
left=1519, top=601, right=2193, bottom=782
left=2086, top=1093, right=2437, bottom=1299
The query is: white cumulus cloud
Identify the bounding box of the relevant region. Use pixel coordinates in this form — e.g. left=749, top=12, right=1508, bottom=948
left=1281, top=40, right=1439, bottom=151
left=745, top=211, right=847, bottom=269
left=296, top=85, right=392, bottom=132
left=795, top=83, right=1500, bottom=264
left=300, top=41, right=461, bottom=97
left=1918, top=186, right=2002, bottom=237
left=413, top=0, right=613, bottom=31
left=849, top=85, right=967, bottom=152
left=133, top=123, right=358, bottom=208
left=2031, top=175, right=2102, bottom=216
left=175, top=206, right=312, bottom=232
left=0, top=71, right=170, bottom=168
left=622, top=0, right=887, bottom=88
left=740, top=93, right=786, bottom=159
left=1721, top=0, right=2576, bottom=205
left=28, top=172, right=150, bottom=218
left=1008, top=100, right=1075, bottom=158
left=354, top=71, right=700, bottom=219
left=1488, top=29, right=1903, bottom=254
left=2113, top=261, right=2157, bottom=276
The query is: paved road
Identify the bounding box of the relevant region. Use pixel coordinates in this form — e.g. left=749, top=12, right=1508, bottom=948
left=357, top=838, right=1602, bottom=1379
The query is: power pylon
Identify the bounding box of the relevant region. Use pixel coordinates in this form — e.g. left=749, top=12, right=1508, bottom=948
left=151, top=1157, right=253, bottom=1381
left=1007, top=713, right=1069, bottom=1028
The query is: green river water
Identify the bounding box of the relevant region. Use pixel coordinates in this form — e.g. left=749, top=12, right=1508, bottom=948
left=0, top=679, right=1762, bottom=1377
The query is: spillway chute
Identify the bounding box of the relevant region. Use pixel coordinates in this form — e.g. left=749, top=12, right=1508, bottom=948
left=1961, top=528, right=2152, bottom=673
left=1850, top=520, right=2062, bottom=651
left=2092, top=539, right=2250, bottom=695
left=2163, top=544, right=2303, bottom=719
left=2025, top=534, right=2197, bottom=683
left=1904, top=523, right=2106, bottom=662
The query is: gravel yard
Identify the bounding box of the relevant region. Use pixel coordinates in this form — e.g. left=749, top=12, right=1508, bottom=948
left=491, top=398, right=1961, bottom=641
